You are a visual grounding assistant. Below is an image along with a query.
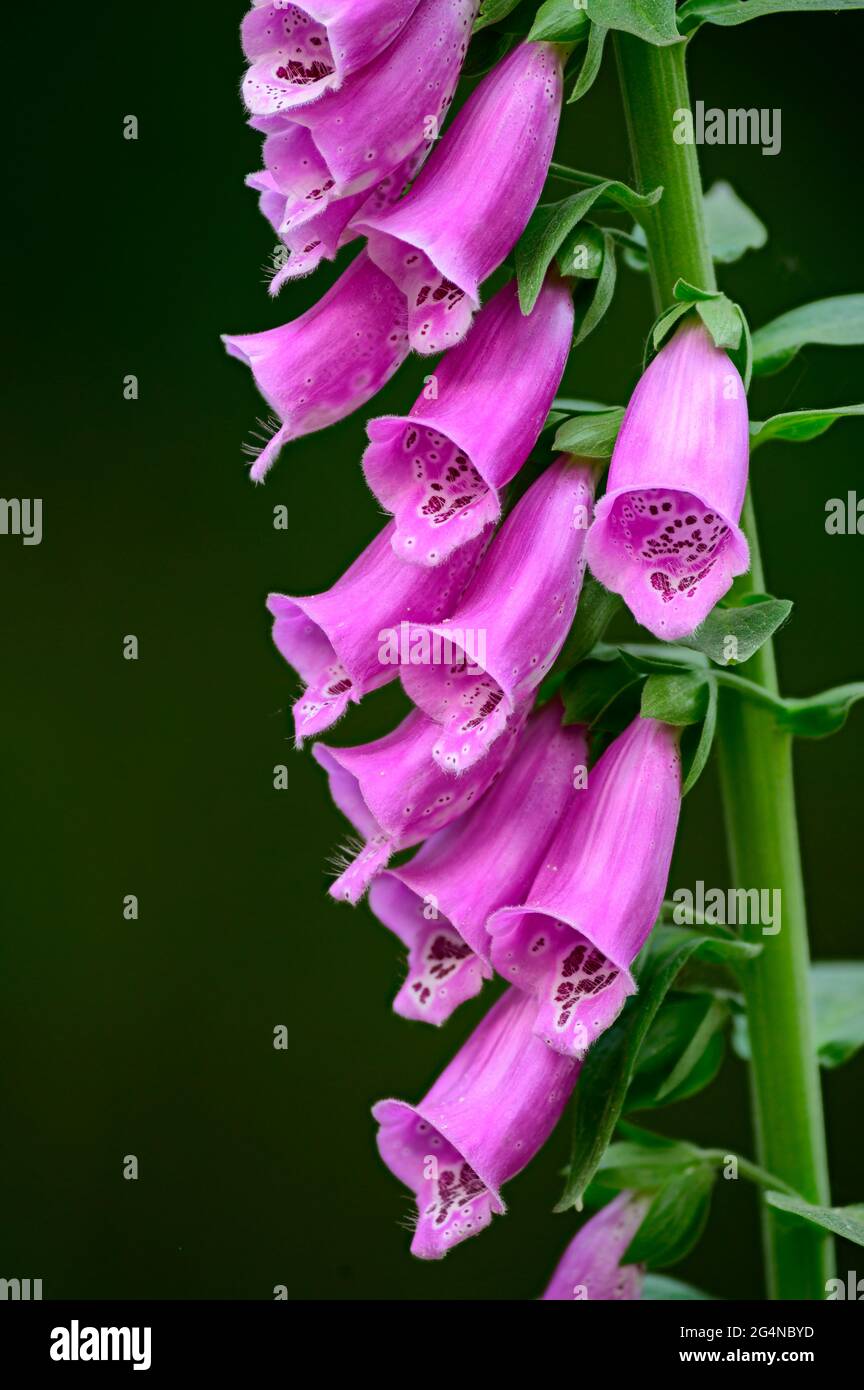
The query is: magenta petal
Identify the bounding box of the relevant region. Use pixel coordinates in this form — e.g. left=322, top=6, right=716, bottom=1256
left=488, top=716, right=682, bottom=1058
left=368, top=702, right=587, bottom=1023
left=363, top=276, right=574, bottom=564
left=356, top=42, right=563, bottom=352
left=266, top=519, right=488, bottom=742
left=222, top=249, right=409, bottom=480
left=292, top=0, right=476, bottom=199
left=241, top=0, right=420, bottom=114
left=400, top=458, right=593, bottom=770
left=373, top=988, right=580, bottom=1258
left=586, top=318, right=750, bottom=639
left=541, top=1193, right=650, bottom=1301
left=312, top=706, right=524, bottom=903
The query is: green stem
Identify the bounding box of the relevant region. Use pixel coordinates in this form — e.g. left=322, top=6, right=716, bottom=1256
left=614, top=33, right=833, bottom=1300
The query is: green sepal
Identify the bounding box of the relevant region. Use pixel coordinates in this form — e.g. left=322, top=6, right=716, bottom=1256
left=624, top=1165, right=716, bottom=1267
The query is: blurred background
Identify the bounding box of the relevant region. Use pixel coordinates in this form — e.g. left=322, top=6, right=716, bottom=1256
left=2, top=2, right=862, bottom=1299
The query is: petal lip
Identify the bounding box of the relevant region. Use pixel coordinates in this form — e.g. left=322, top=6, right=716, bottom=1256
left=241, top=0, right=422, bottom=114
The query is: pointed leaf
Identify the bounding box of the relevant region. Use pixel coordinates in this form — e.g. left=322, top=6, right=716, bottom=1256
left=553, top=406, right=625, bottom=457
left=750, top=404, right=864, bottom=449
left=585, top=0, right=682, bottom=45
left=679, top=0, right=864, bottom=37
left=778, top=682, right=864, bottom=737
left=765, top=1193, right=864, bottom=1248
left=681, top=597, right=793, bottom=668
left=752, top=294, right=864, bottom=376
left=702, top=180, right=767, bottom=263
left=568, top=21, right=609, bottom=102
left=625, top=1165, right=716, bottom=1266
left=528, top=0, right=591, bottom=41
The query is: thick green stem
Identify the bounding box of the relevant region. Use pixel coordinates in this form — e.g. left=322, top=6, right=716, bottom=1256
left=614, top=33, right=833, bottom=1299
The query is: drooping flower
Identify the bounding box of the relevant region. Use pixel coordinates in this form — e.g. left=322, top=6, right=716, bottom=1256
left=262, top=0, right=476, bottom=241
left=355, top=42, right=564, bottom=353
left=368, top=701, right=587, bottom=1024
left=241, top=0, right=421, bottom=115
left=399, top=457, right=593, bottom=770
left=363, top=275, right=574, bottom=565
left=488, top=716, right=682, bottom=1059
left=251, top=148, right=425, bottom=290
left=312, top=706, right=524, bottom=904
left=222, top=249, right=409, bottom=480
left=373, top=987, right=580, bottom=1258
left=540, top=1192, right=650, bottom=1301
left=585, top=317, right=750, bottom=640
left=267, top=519, right=488, bottom=742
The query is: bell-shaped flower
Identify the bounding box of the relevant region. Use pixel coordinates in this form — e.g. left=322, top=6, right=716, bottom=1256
left=312, top=706, right=523, bottom=904
left=399, top=457, right=593, bottom=770
left=275, top=0, right=475, bottom=223
left=267, top=520, right=488, bottom=742
left=488, top=716, right=682, bottom=1059
left=373, top=987, right=580, bottom=1258
left=541, top=1192, right=650, bottom=1300
left=368, top=702, right=587, bottom=1024
left=354, top=42, right=564, bottom=353
left=251, top=148, right=425, bottom=290
left=222, top=249, right=409, bottom=481
left=363, top=275, right=574, bottom=565
left=241, top=0, right=420, bottom=115
left=586, top=317, right=750, bottom=640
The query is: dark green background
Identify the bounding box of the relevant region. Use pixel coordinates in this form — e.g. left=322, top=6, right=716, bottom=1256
left=3, top=3, right=862, bottom=1300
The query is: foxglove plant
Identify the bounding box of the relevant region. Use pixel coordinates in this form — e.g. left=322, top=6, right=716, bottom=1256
left=489, top=716, right=682, bottom=1058
left=540, top=1193, right=650, bottom=1301
left=266, top=517, right=488, bottom=741
left=368, top=701, right=587, bottom=1023
left=225, top=0, right=864, bottom=1304
left=312, top=704, right=524, bottom=904
left=223, top=249, right=409, bottom=479
left=355, top=41, right=564, bottom=352
left=364, top=275, right=574, bottom=564
left=585, top=317, right=750, bottom=639
left=398, top=456, right=593, bottom=769
left=373, top=987, right=580, bottom=1257
left=241, top=1, right=421, bottom=114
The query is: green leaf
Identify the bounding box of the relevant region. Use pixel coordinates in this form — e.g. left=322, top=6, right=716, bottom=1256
left=556, top=926, right=730, bottom=1211
left=623, top=180, right=766, bottom=272
left=642, top=1272, right=715, bottom=1299
left=572, top=230, right=618, bottom=345
left=751, top=294, right=864, bottom=376
left=527, top=0, right=591, bottom=41
left=681, top=676, right=718, bottom=795
left=553, top=406, right=625, bottom=457
left=641, top=671, right=710, bottom=725
left=473, top=0, right=525, bottom=32
left=627, top=994, right=727, bottom=1109
left=736, top=961, right=864, bottom=1071
left=702, top=180, right=767, bottom=263
left=777, top=682, right=864, bottom=737
left=557, top=222, right=606, bottom=280
left=516, top=182, right=660, bottom=314
left=679, top=0, right=864, bottom=38
left=562, top=651, right=640, bottom=727
left=765, top=1193, right=864, bottom=1248
left=625, top=1166, right=716, bottom=1266
left=568, top=22, right=609, bottom=102
left=811, top=962, right=864, bottom=1068
left=681, top=597, right=793, bottom=668
left=549, top=578, right=623, bottom=677
left=585, top=0, right=682, bottom=45
left=750, top=404, right=864, bottom=449
left=617, top=643, right=706, bottom=675
left=594, top=1132, right=706, bottom=1191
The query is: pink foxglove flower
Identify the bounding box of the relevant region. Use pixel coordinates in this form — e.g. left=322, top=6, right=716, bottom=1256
left=488, top=716, right=681, bottom=1059
left=277, top=0, right=476, bottom=219
left=373, top=987, right=579, bottom=1258
left=541, top=1192, right=650, bottom=1301
left=368, top=702, right=587, bottom=1024
left=363, top=275, right=574, bottom=565
left=400, top=457, right=593, bottom=770
left=586, top=318, right=750, bottom=640
left=222, top=249, right=409, bottom=481
left=354, top=42, right=564, bottom=353
left=267, top=520, right=488, bottom=742
left=252, top=149, right=425, bottom=290
left=241, top=0, right=420, bottom=114
left=313, top=706, right=523, bottom=904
